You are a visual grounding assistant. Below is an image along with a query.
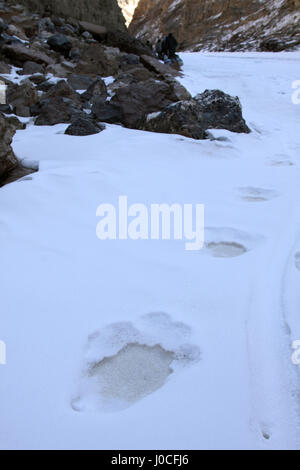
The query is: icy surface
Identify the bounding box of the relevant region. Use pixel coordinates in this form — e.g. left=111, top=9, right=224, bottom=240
left=1, top=51, right=300, bottom=449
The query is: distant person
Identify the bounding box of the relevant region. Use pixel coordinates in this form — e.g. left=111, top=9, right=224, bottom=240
left=156, top=39, right=163, bottom=59
left=166, top=33, right=178, bottom=59
left=161, top=36, right=168, bottom=57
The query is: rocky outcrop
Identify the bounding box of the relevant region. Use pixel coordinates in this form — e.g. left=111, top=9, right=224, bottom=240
left=0, top=112, right=18, bottom=182
left=130, top=0, right=300, bottom=52
left=11, top=0, right=126, bottom=32
left=140, top=89, right=250, bottom=139
left=110, top=78, right=188, bottom=128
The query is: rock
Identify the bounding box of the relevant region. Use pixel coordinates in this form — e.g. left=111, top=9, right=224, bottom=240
left=5, top=115, right=26, bottom=131
left=52, top=17, right=65, bottom=27
left=2, top=44, right=55, bottom=67
left=140, top=100, right=206, bottom=140
left=35, top=96, right=82, bottom=125
left=110, top=78, right=185, bottom=128
left=6, top=23, right=28, bottom=41
left=0, top=113, right=18, bottom=181
left=81, top=31, right=92, bottom=40
left=67, top=74, right=94, bottom=91
left=105, top=30, right=152, bottom=56
left=28, top=74, right=47, bottom=85
left=81, top=78, right=108, bottom=104
left=120, top=53, right=140, bottom=68
left=37, top=80, right=55, bottom=93
left=165, top=76, right=192, bottom=101
left=47, top=34, right=72, bottom=57
left=78, top=21, right=107, bottom=40
left=0, top=31, right=22, bottom=46
left=0, top=104, right=13, bottom=114
left=64, top=117, right=105, bottom=136
left=60, top=24, right=76, bottom=36
left=0, top=18, right=8, bottom=35
left=141, top=90, right=250, bottom=139
left=75, top=44, right=120, bottom=77
left=45, top=62, right=72, bottom=78
left=43, top=80, right=79, bottom=101
left=38, top=17, right=55, bottom=34
left=14, top=105, right=31, bottom=117
left=194, top=89, right=250, bottom=134
left=20, top=60, right=44, bottom=75
left=0, top=164, right=37, bottom=188
left=69, top=47, right=80, bottom=62
left=123, top=66, right=154, bottom=82
left=140, top=55, right=181, bottom=78
left=260, top=38, right=286, bottom=52
left=92, top=99, right=123, bottom=124
left=7, top=81, right=39, bottom=113
left=0, top=61, right=11, bottom=74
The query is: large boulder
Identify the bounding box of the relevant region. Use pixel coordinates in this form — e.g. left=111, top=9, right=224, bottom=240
left=194, top=89, right=250, bottom=134
left=42, top=80, right=81, bottom=103
left=81, top=78, right=107, bottom=104
left=110, top=78, right=185, bottom=128
left=140, top=90, right=250, bottom=139
left=140, top=55, right=181, bottom=78
left=0, top=61, right=12, bottom=74
left=78, top=21, right=106, bottom=40
left=140, top=100, right=206, bottom=140
left=67, top=74, right=94, bottom=91
left=64, top=117, right=105, bottom=136
left=75, top=44, right=121, bottom=77
left=34, top=97, right=82, bottom=125
left=0, top=113, right=18, bottom=182
left=2, top=44, right=55, bottom=67
left=47, top=34, right=72, bottom=57
left=7, top=81, right=39, bottom=116
left=105, top=30, right=152, bottom=56
left=19, top=60, right=44, bottom=75
left=91, top=99, right=123, bottom=124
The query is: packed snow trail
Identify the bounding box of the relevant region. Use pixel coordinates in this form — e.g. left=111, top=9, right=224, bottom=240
left=180, top=51, right=300, bottom=448
left=1, top=51, right=300, bottom=449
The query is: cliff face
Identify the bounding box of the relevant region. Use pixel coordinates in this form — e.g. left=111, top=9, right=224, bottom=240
left=11, top=0, right=126, bottom=31
left=130, top=0, right=300, bottom=51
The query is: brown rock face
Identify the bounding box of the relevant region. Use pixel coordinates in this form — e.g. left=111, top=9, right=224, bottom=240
left=130, top=0, right=300, bottom=51
left=9, top=0, right=126, bottom=31
left=0, top=113, right=18, bottom=182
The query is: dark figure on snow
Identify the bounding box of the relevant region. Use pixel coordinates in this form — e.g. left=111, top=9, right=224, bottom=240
left=156, top=39, right=163, bottom=59
left=166, top=33, right=178, bottom=59
left=161, top=36, right=169, bottom=57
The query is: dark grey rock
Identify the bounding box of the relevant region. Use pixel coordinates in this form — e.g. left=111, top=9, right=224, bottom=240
left=194, top=89, right=250, bottom=134
left=92, top=99, right=123, bottom=124
left=47, top=34, right=72, bottom=57
left=65, top=117, right=105, bottom=136
left=67, top=74, right=94, bottom=91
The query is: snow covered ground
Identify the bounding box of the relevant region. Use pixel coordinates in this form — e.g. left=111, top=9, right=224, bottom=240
left=1, top=51, right=300, bottom=449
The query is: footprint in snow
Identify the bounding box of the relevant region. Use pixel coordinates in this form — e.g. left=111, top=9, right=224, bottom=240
left=237, top=187, right=279, bottom=202
left=204, top=227, right=262, bottom=259
left=295, top=253, right=300, bottom=271
left=206, top=241, right=247, bottom=258
left=71, top=313, right=200, bottom=413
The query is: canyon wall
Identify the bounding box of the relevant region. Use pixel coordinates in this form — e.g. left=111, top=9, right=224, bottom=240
left=9, top=0, right=126, bottom=31
left=130, top=0, right=300, bottom=51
